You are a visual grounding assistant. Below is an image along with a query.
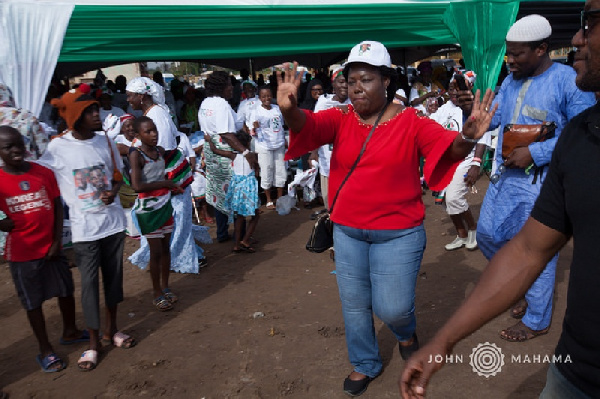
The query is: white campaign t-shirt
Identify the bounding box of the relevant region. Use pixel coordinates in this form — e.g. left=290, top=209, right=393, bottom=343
left=249, top=104, right=285, bottom=151
left=237, top=96, right=260, bottom=127
left=114, top=134, right=133, bottom=147
left=176, top=131, right=195, bottom=159
left=198, top=96, right=243, bottom=136
left=37, top=132, right=126, bottom=243
left=146, top=105, right=178, bottom=150
left=314, top=94, right=351, bottom=177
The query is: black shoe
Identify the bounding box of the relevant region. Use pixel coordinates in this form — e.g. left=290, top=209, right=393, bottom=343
left=198, top=258, right=208, bottom=268
left=343, top=375, right=373, bottom=397
left=399, top=333, right=420, bottom=361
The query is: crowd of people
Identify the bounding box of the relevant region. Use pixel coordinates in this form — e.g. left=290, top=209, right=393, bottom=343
left=1, top=7, right=600, bottom=399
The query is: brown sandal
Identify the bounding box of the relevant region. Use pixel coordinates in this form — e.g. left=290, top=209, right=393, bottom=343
left=499, top=321, right=549, bottom=342
left=510, top=299, right=528, bottom=319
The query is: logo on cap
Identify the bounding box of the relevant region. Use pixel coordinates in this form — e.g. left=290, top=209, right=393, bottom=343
left=358, top=44, right=371, bottom=56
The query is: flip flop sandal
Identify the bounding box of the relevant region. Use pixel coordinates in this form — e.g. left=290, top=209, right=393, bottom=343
left=265, top=202, right=275, bottom=210
left=59, top=329, right=90, bottom=345
left=36, top=353, right=66, bottom=373
left=163, top=288, right=178, bottom=303
left=239, top=243, right=256, bottom=253
left=78, top=349, right=98, bottom=372
left=102, top=331, right=136, bottom=349
left=153, top=295, right=173, bottom=311
left=499, top=323, right=549, bottom=342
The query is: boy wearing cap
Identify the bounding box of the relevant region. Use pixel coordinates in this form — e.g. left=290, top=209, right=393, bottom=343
left=39, top=86, right=135, bottom=371
left=475, top=14, right=595, bottom=343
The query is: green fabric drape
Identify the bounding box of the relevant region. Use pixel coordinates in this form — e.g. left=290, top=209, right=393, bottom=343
left=443, top=0, right=520, bottom=92
left=59, top=4, right=459, bottom=63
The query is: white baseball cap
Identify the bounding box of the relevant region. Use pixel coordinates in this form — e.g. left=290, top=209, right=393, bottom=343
left=506, top=14, right=552, bottom=42
left=346, top=40, right=392, bottom=68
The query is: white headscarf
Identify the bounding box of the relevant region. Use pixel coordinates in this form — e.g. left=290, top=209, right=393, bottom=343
left=126, top=77, right=167, bottom=109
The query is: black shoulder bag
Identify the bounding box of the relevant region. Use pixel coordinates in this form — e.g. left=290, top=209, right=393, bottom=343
left=306, top=103, right=388, bottom=253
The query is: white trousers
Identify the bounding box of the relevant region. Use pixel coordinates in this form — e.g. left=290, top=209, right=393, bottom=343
left=256, top=145, right=287, bottom=189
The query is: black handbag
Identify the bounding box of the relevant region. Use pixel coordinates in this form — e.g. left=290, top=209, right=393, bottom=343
left=306, top=104, right=388, bottom=253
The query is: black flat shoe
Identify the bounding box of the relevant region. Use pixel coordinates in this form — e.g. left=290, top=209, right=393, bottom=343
left=343, top=375, right=373, bottom=397
left=399, top=333, right=420, bottom=361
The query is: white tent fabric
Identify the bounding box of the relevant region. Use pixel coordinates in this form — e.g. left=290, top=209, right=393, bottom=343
left=0, top=0, right=73, bottom=116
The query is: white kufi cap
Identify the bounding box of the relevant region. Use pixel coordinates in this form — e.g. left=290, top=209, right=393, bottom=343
left=506, top=14, right=552, bottom=42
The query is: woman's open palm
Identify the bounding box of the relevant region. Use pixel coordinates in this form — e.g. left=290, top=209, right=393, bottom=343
left=276, top=62, right=302, bottom=112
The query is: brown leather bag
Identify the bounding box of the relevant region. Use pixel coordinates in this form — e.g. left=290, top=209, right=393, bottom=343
left=502, top=121, right=556, bottom=159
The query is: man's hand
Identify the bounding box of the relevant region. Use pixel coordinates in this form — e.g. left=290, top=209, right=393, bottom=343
left=0, top=217, right=15, bottom=232
left=46, top=241, right=61, bottom=260
left=400, top=340, right=451, bottom=398
left=464, top=165, right=480, bottom=187
left=504, top=147, right=533, bottom=169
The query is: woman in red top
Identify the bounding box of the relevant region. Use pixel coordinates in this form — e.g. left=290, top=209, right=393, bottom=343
left=280, top=41, right=496, bottom=396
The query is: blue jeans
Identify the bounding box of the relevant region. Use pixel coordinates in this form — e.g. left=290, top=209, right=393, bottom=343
left=333, top=223, right=426, bottom=378
left=539, top=364, right=591, bottom=399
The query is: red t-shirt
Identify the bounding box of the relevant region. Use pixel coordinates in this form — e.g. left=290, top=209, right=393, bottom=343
left=0, top=163, right=60, bottom=261
left=285, top=105, right=460, bottom=230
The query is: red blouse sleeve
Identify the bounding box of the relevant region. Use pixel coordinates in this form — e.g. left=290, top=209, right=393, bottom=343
left=413, top=113, right=461, bottom=191
left=284, top=108, right=342, bottom=160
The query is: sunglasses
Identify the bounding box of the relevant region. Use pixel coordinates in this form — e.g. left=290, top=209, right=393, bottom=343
left=581, top=9, right=600, bottom=37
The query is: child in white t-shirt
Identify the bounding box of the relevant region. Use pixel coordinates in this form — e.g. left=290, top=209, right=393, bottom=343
left=248, top=86, right=286, bottom=209
left=205, top=131, right=259, bottom=253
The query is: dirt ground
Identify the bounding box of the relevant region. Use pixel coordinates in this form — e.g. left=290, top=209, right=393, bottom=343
left=0, top=184, right=572, bottom=399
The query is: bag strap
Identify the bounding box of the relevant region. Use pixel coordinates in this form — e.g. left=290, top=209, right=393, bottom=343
left=329, top=103, right=389, bottom=214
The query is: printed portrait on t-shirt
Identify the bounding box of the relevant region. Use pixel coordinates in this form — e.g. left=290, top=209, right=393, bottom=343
left=72, top=164, right=109, bottom=211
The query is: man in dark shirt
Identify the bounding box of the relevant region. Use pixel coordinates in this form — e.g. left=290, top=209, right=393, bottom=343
left=400, top=2, right=600, bottom=398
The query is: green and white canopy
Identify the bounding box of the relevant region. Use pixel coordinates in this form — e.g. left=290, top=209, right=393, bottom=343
left=0, top=0, right=583, bottom=116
